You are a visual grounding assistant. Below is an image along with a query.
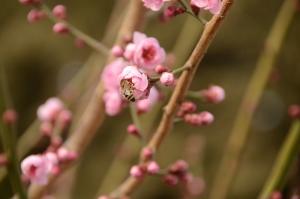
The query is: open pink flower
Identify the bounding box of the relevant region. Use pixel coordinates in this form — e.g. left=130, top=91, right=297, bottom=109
left=103, top=91, right=123, bottom=116
left=102, top=59, right=127, bottom=91
left=142, top=0, right=166, bottom=11
left=136, top=87, right=160, bottom=113
left=37, top=98, right=64, bottom=122
left=124, top=32, right=166, bottom=71
left=119, top=66, right=150, bottom=101
left=21, top=154, right=56, bottom=185
left=190, top=0, right=221, bottom=14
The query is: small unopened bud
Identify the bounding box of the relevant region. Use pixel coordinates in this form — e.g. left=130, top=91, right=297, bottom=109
left=201, top=85, right=225, bottom=104
left=184, top=111, right=214, bottom=126
left=288, top=104, right=300, bottom=119
left=142, top=147, right=154, bottom=160
left=127, top=124, right=140, bottom=137
left=111, top=45, right=124, bottom=57
left=27, top=9, right=44, bottom=23
left=51, top=165, right=61, bottom=175
left=57, top=147, right=78, bottom=162
left=130, top=165, right=144, bottom=179
left=163, top=174, right=179, bottom=186
left=155, top=65, right=168, bottom=74
left=2, top=109, right=18, bottom=125
left=160, top=72, right=175, bottom=86
left=169, top=160, right=189, bottom=176
left=147, top=161, right=160, bottom=175
left=58, top=110, right=72, bottom=127
left=53, top=22, right=69, bottom=34
left=52, top=5, right=67, bottom=19
left=177, top=101, right=197, bottom=117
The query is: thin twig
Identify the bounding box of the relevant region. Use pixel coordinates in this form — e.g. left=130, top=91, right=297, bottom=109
left=209, top=1, right=296, bottom=198
left=40, top=4, right=110, bottom=55
left=0, top=67, right=27, bottom=199
left=27, top=1, right=145, bottom=198
left=109, top=0, right=233, bottom=197
left=259, top=120, right=300, bottom=199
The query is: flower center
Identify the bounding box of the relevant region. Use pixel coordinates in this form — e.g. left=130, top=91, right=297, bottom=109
left=142, top=45, right=156, bottom=61
left=29, top=165, right=37, bottom=176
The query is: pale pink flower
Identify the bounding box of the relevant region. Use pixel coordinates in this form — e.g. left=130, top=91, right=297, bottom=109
left=132, top=32, right=166, bottom=70
left=37, top=97, right=64, bottom=122
left=190, top=0, right=222, bottom=14
left=102, top=59, right=127, bottom=91
left=160, top=72, right=175, bottom=86
left=123, top=43, right=136, bottom=60
left=142, top=0, right=165, bottom=11
left=119, top=66, right=150, bottom=100
left=52, top=5, right=67, bottom=19
left=201, top=85, right=225, bottom=104
left=136, top=87, right=160, bottom=113
left=21, top=154, right=54, bottom=185
left=103, top=91, right=123, bottom=116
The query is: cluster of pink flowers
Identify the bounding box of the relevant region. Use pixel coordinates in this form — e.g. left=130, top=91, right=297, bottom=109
left=37, top=97, right=72, bottom=136
left=102, top=31, right=167, bottom=116
left=21, top=147, right=77, bottom=185
left=142, top=0, right=222, bottom=15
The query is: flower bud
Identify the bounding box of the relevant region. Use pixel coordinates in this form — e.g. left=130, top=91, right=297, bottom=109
left=130, top=165, right=144, bottom=179
left=160, top=72, right=175, bottom=86
left=53, top=22, right=69, bottom=34
left=52, top=5, right=67, bottom=19
left=147, top=161, right=160, bottom=175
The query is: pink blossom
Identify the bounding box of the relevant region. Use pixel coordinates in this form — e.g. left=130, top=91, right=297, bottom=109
left=160, top=72, right=175, bottom=86
left=142, top=147, right=154, bottom=160
left=201, top=85, right=225, bottom=104
left=57, top=147, right=78, bottom=162
left=103, top=91, right=123, bottom=116
left=52, top=5, right=67, bottom=19
left=142, top=0, right=166, bottom=11
left=164, top=174, right=179, bottom=186
left=155, top=64, right=168, bottom=73
left=147, top=161, right=160, bottom=174
left=130, top=165, right=144, bottom=179
left=37, top=97, right=64, bottom=122
left=190, top=0, right=222, bottom=15
left=53, top=22, right=69, bottom=34
left=127, top=124, right=140, bottom=137
left=102, top=59, right=127, bottom=91
left=119, top=66, right=150, bottom=101
left=21, top=154, right=55, bottom=185
left=132, top=32, right=166, bottom=70
left=124, top=43, right=136, bottom=60
left=177, top=101, right=197, bottom=117
left=136, top=87, right=160, bottom=113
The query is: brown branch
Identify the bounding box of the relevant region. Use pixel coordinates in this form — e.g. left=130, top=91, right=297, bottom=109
left=27, top=1, right=145, bottom=198
left=109, top=0, right=234, bottom=197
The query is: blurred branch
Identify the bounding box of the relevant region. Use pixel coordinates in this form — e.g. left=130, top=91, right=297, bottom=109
left=27, top=0, right=145, bottom=198
left=209, top=1, right=297, bottom=199
left=259, top=120, right=300, bottom=199
left=0, top=68, right=27, bottom=199
left=109, top=0, right=233, bottom=197
left=40, top=4, right=110, bottom=55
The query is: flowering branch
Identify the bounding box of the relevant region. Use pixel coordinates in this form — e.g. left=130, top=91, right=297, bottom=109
left=27, top=1, right=145, bottom=198
left=38, top=3, right=109, bottom=54
left=209, top=1, right=297, bottom=198
left=259, top=120, right=300, bottom=199
left=0, top=68, right=27, bottom=199
left=109, top=0, right=233, bottom=197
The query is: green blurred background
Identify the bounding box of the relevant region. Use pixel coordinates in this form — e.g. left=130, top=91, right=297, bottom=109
left=0, top=0, right=300, bottom=198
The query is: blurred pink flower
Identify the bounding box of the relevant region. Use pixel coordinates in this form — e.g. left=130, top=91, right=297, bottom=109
left=103, top=91, right=123, bottom=116
left=102, top=59, right=127, bottom=91
left=190, top=0, right=221, bottom=14
left=147, top=161, right=160, bottom=174
left=142, top=0, right=165, bottom=11
left=37, top=97, right=64, bottom=122
left=130, top=165, right=144, bottom=179
left=27, top=9, right=44, bottom=23
left=136, top=87, right=160, bottom=113
left=53, top=22, right=69, bottom=34
left=119, top=66, right=150, bottom=101
left=111, top=45, right=124, bottom=57
left=21, top=154, right=56, bottom=185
